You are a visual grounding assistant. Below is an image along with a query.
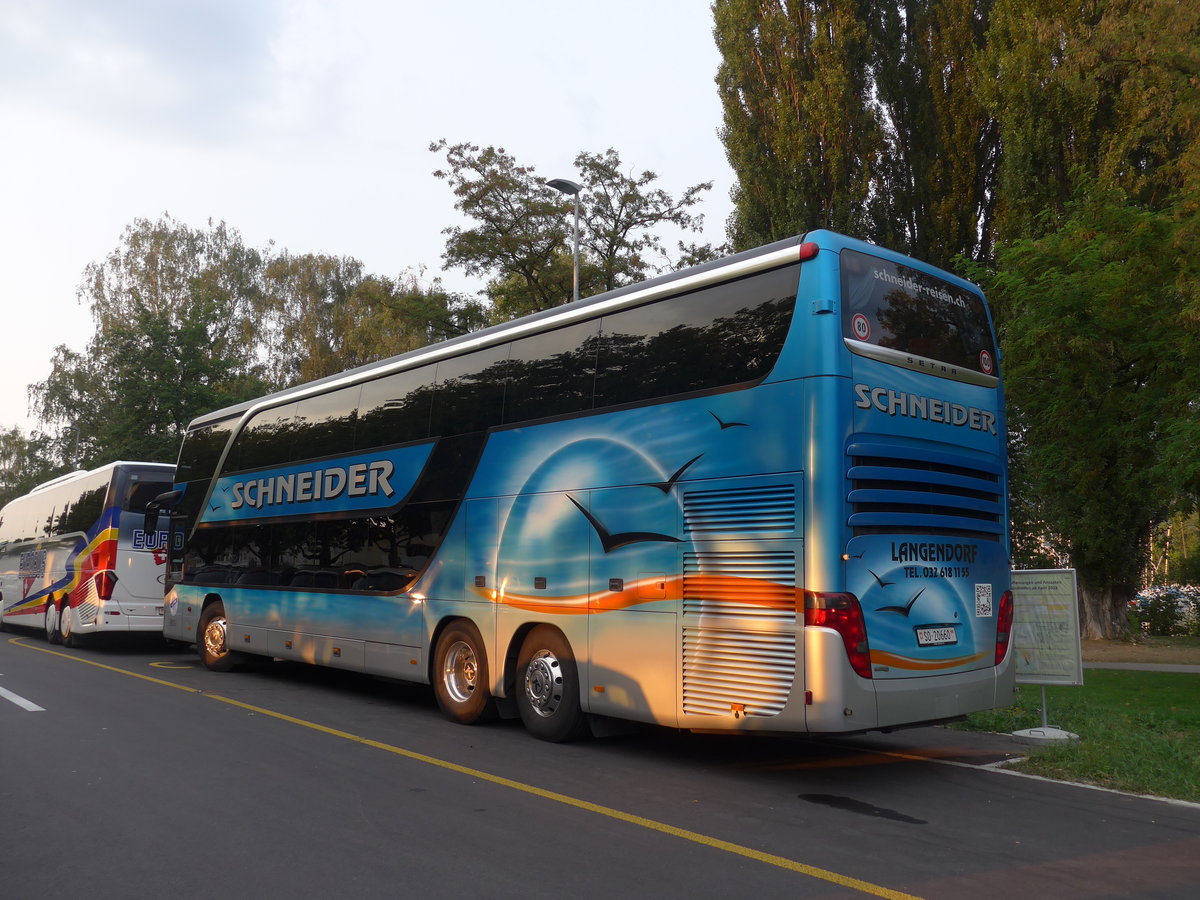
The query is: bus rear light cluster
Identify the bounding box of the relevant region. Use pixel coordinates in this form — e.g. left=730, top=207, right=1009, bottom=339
left=95, top=571, right=119, bottom=602
left=804, top=591, right=872, bottom=679
left=994, top=590, right=1014, bottom=665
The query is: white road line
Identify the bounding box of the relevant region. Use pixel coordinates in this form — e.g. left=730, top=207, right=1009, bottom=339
left=0, top=684, right=45, bottom=711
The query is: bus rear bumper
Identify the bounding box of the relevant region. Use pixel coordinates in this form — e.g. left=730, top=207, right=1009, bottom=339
left=78, top=613, right=165, bottom=634
left=804, top=629, right=1016, bottom=732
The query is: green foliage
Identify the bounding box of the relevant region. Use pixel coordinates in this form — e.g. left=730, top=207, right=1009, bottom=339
left=431, top=141, right=719, bottom=321
left=714, top=0, right=999, bottom=266
left=1131, top=586, right=1200, bottom=637
left=337, top=272, right=488, bottom=371
left=29, top=215, right=270, bottom=468
left=960, top=673, right=1200, bottom=802
left=981, top=0, right=1200, bottom=240
left=259, top=252, right=366, bottom=386
left=432, top=140, right=573, bottom=319
left=0, top=426, right=58, bottom=509
left=975, top=186, right=1200, bottom=635
left=575, top=149, right=713, bottom=291
left=866, top=1, right=1000, bottom=268
left=714, top=0, right=881, bottom=249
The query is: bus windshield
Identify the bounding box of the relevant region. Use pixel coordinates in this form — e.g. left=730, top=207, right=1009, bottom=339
left=840, top=247, right=998, bottom=380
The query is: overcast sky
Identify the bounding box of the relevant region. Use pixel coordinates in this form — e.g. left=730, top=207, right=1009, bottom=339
left=0, top=0, right=735, bottom=433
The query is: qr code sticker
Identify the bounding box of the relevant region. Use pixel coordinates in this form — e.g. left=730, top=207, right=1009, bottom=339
left=975, top=584, right=993, bottom=618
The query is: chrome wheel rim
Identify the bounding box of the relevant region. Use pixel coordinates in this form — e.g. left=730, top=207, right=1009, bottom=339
left=442, top=640, right=479, bottom=704
left=523, top=650, right=563, bottom=718
left=203, top=614, right=229, bottom=659
left=44, top=604, right=57, bottom=637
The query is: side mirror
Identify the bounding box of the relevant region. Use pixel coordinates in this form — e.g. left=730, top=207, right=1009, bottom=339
left=144, top=489, right=182, bottom=535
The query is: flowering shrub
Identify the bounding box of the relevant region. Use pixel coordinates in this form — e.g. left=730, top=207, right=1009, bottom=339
left=1130, top=585, right=1200, bottom=636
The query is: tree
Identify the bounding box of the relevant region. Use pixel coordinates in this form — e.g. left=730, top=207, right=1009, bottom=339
left=976, top=0, right=1200, bottom=636
left=258, top=256, right=491, bottom=385
left=29, top=215, right=269, bottom=467
left=259, top=251, right=366, bottom=386
left=980, top=0, right=1200, bottom=241
left=574, top=149, right=713, bottom=292
left=432, top=140, right=718, bottom=320
left=866, top=1, right=1000, bottom=268
left=714, top=0, right=882, bottom=250
left=337, top=272, right=489, bottom=370
left=714, top=0, right=1000, bottom=265
left=977, top=188, right=1200, bottom=638
left=0, top=426, right=56, bottom=509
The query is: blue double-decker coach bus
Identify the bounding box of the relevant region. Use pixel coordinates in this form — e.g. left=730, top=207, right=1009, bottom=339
left=157, top=230, right=1014, bottom=741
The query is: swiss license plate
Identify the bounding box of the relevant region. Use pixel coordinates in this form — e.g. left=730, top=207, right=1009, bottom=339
left=916, top=626, right=957, bottom=647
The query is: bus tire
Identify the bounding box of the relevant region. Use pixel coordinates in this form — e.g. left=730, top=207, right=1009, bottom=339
left=433, top=620, right=495, bottom=725
left=59, top=604, right=80, bottom=648
left=516, top=627, right=588, bottom=742
left=45, top=600, right=62, bottom=645
left=198, top=601, right=242, bottom=672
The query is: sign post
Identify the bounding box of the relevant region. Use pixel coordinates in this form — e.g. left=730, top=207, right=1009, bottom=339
left=1010, top=568, right=1083, bottom=742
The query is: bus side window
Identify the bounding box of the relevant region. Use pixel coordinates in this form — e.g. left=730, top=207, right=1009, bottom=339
left=232, top=403, right=298, bottom=473
left=430, top=344, right=509, bottom=437
left=356, top=367, right=435, bottom=451
left=292, top=385, right=361, bottom=462
left=594, top=268, right=798, bottom=410
left=505, top=320, right=600, bottom=424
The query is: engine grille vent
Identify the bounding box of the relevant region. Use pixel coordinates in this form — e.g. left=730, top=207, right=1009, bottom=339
left=682, top=627, right=796, bottom=717
left=683, top=484, right=796, bottom=536
left=682, top=551, right=796, bottom=623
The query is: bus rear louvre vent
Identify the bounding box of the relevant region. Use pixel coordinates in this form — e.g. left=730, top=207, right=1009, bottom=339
left=846, top=441, right=1003, bottom=541
left=683, top=484, right=795, bottom=535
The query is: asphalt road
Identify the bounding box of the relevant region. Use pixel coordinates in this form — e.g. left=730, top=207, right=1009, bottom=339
left=2, top=631, right=1197, bottom=900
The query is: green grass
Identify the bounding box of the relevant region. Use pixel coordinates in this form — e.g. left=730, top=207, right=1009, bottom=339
left=957, top=671, right=1200, bottom=802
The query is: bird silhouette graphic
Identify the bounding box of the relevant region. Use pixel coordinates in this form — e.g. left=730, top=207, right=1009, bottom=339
left=877, top=587, right=925, bottom=617
left=641, top=454, right=703, bottom=493
left=709, top=411, right=748, bottom=429
left=868, top=569, right=895, bottom=588
left=567, top=495, right=682, bottom=553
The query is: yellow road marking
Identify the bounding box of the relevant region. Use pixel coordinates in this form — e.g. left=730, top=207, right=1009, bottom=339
left=149, top=661, right=194, bottom=669
left=10, top=636, right=922, bottom=899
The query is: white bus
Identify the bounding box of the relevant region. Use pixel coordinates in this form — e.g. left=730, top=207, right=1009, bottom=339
left=0, top=461, right=176, bottom=645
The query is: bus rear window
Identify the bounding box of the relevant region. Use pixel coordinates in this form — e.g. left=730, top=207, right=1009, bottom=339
left=124, top=479, right=174, bottom=513
left=840, top=248, right=997, bottom=381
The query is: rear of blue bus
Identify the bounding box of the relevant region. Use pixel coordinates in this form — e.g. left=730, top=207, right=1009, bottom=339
left=797, top=232, right=1014, bottom=732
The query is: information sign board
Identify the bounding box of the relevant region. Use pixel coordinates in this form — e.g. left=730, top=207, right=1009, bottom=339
left=1011, top=568, right=1084, bottom=686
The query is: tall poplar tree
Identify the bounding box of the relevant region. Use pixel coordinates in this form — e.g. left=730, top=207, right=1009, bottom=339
left=867, top=1, right=999, bottom=267
left=714, top=0, right=998, bottom=266
left=714, top=0, right=882, bottom=250
left=981, top=0, right=1200, bottom=241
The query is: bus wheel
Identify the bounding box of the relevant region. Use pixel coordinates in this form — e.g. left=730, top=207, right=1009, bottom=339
left=433, top=621, right=495, bottom=725
left=516, top=627, right=587, bottom=742
left=45, top=601, right=62, bottom=645
left=59, top=605, right=79, bottom=648
left=198, top=601, right=241, bottom=672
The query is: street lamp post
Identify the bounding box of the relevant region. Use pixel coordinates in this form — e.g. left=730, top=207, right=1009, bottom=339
left=547, top=178, right=582, bottom=304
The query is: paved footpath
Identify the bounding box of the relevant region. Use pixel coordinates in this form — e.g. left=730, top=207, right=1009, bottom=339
left=1083, top=661, right=1200, bottom=673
